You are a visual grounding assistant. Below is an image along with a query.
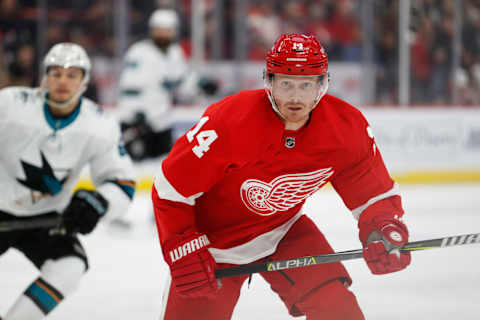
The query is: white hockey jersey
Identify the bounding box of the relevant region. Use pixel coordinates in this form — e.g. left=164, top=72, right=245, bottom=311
left=117, top=39, right=198, bottom=131
left=0, top=87, right=136, bottom=217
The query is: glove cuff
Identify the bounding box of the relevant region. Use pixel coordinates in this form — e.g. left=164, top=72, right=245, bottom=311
left=75, top=189, right=108, bottom=216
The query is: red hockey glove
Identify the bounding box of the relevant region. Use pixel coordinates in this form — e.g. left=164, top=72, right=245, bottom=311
left=162, top=229, right=219, bottom=298
left=359, top=215, right=411, bottom=275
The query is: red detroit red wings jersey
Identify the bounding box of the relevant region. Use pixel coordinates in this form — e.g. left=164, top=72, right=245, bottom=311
left=153, top=89, right=402, bottom=264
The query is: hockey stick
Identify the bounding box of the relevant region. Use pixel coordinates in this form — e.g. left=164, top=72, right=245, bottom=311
left=0, top=215, right=63, bottom=232
left=214, top=232, right=480, bottom=279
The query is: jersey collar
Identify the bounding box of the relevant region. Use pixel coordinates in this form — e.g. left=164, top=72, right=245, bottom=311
left=43, top=97, right=82, bottom=131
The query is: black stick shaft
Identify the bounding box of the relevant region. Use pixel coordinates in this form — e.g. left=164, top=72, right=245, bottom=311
left=0, top=216, right=62, bottom=232
left=214, top=232, right=480, bottom=279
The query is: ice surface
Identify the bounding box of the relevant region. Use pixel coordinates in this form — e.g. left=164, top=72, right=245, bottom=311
left=1, top=183, right=479, bottom=319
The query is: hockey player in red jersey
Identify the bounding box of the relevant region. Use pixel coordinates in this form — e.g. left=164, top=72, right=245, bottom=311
left=152, top=33, right=411, bottom=319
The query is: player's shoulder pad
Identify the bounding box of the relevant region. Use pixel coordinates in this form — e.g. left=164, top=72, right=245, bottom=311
left=168, top=43, right=186, bottom=56
left=204, top=89, right=266, bottom=126
left=0, top=86, right=40, bottom=105
left=123, top=39, right=154, bottom=67
left=80, top=96, right=104, bottom=115
left=320, top=94, right=369, bottom=130
left=126, top=39, right=155, bottom=57
left=79, top=97, right=119, bottom=137
left=319, top=94, right=373, bottom=157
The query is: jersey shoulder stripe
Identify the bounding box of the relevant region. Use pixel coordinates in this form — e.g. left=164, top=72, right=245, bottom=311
left=154, top=164, right=203, bottom=205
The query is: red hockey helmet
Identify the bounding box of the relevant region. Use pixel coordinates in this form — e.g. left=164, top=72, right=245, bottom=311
left=264, top=34, right=329, bottom=118
left=266, top=33, right=328, bottom=76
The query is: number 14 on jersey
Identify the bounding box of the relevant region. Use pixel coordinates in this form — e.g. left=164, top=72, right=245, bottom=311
left=186, top=116, right=218, bottom=158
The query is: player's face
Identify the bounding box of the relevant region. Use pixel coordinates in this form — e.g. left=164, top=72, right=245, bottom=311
left=45, top=66, right=84, bottom=103
left=271, top=74, right=322, bottom=130
left=151, top=27, right=176, bottom=49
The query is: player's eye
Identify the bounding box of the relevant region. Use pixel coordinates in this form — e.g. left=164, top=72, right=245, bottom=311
left=300, top=82, right=312, bottom=89
left=67, top=70, right=82, bottom=79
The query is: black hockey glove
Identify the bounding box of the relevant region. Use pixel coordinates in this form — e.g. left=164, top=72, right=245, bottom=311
left=63, top=189, right=109, bottom=235
left=121, top=112, right=154, bottom=161
left=198, top=77, right=218, bottom=96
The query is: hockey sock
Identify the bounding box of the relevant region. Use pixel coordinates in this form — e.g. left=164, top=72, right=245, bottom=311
left=25, top=277, right=64, bottom=314
left=5, top=257, right=85, bottom=320
left=4, top=277, right=62, bottom=319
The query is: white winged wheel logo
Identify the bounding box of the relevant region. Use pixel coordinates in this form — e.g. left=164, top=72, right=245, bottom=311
left=240, top=168, right=334, bottom=216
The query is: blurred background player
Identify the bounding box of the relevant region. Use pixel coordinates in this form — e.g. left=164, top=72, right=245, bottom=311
left=0, top=42, right=136, bottom=320
left=117, top=8, right=217, bottom=161
left=152, top=33, right=410, bottom=319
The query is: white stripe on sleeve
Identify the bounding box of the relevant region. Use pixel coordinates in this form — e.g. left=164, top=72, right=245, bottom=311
left=153, top=165, right=203, bottom=206
left=351, top=183, right=401, bottom=220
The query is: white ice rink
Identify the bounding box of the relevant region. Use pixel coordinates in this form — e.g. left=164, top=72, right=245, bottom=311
left=1, top=183, right=479, bottom=319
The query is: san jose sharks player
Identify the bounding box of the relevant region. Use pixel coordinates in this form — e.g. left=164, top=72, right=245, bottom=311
left=0, top=43, right=136, bottom=319
left=117, top=9, right=218, bottom=161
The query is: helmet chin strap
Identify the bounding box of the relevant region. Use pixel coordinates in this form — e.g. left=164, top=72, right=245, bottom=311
left=264, top=82, right=284, bottom=120
left=40, top=77, right=88, bottom=109
left=313, top=79, right=329, bottom=106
